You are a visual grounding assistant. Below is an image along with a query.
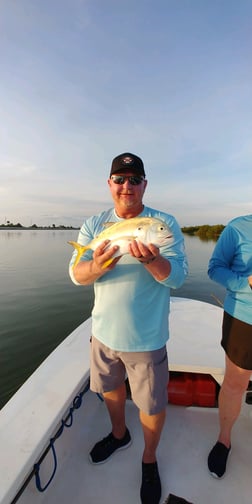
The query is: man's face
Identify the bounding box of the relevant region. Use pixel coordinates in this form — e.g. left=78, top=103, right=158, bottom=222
left=108, top=172, right=147, bottom=211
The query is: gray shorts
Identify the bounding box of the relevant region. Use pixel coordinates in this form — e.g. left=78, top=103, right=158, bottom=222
left=90, top=336, right=169, bottom=415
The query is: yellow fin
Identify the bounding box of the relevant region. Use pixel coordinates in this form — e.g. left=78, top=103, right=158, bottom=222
left=102, top=257, right=114, bottom=269
left=68, top=241, right=90, bottom=267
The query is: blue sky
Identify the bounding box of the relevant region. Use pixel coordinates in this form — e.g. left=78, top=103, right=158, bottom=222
left=1, top=0, right=251, bottom=227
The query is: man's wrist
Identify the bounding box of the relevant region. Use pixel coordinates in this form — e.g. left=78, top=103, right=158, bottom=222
left=138, top=256, right=156, bottom=265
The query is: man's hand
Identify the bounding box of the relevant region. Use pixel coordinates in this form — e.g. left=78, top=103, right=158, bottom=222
left=128, top=240, right=159, bottom=264
left=248, top=275, right=252, bottom=289
left=72, top=240, right=121, bottom=285
left=92, top=240, right=121, bottom=270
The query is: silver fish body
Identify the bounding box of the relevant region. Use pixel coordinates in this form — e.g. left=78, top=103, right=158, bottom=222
left=69, top=216, right=173, bottom=268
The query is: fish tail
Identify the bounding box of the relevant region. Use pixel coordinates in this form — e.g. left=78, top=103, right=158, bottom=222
left=68, top=241, right=89, bottom=267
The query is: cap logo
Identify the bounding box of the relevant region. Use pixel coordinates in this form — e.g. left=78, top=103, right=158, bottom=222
left=122, top=156, right=134, bottom=165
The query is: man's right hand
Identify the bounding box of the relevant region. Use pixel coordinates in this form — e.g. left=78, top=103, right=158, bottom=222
left=73, top=240, right=121, bottom=285
left=92, top=240, right=121, bottom=271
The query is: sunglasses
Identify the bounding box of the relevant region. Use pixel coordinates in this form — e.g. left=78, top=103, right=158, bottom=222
left=110, top=175, right=144, bottom=185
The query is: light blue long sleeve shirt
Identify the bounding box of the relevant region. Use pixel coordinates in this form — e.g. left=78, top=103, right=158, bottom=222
left=208, top=215, right=252, bottom=325
left=69, top=206, right=188, bottom=351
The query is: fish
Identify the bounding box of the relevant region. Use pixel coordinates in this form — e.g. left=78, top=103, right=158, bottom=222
left=68, top=216, right=173, bottom=269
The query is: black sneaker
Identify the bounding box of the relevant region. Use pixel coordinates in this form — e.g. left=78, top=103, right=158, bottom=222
left=163, top=494, right=193, bottom=503
left=89, top=428, right=132, bottom=464
left=208, top=441, right=231, bottom=478
left=140, top=461, right=161, bottom=504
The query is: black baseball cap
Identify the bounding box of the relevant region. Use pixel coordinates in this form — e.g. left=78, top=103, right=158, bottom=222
left=110, top=152, right=145, bottom=177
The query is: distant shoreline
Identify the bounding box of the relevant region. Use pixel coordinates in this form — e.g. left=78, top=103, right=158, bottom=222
left=0, top=226, right=80, bottom=230
left=0, top=223, right=224, bottom=240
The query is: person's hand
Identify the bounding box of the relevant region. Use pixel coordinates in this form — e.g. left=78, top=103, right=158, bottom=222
left=92, top=240, right=121, bottom=270
left=72, top=240, right=121, bottom=285
left=248, top=275, right=252, bottom=289
left=128, top=240, right=159, bottom=264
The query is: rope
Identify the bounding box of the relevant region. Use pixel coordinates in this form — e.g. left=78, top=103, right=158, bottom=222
left=34, top=379, right=92, bottom=492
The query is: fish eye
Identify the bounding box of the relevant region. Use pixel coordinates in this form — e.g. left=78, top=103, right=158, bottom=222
left=137, top=226, right=143, bottom=231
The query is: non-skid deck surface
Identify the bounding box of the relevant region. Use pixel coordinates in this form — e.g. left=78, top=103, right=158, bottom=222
left=18, top=390, right=252, bottom=504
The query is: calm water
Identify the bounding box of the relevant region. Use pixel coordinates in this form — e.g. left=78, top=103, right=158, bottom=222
left=0, top=230, right=225, bottom=409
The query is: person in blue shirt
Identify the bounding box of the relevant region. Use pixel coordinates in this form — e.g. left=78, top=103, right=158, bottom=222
left=69, top=152, right=188, bottom=504
left=207, top=214, right=252, bottom=478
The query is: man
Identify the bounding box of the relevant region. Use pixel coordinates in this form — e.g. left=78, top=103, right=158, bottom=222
left=69, top=152, right=188, bottom=504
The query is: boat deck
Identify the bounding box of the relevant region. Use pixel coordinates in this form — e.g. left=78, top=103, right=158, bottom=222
left=17, top=388, right=252, bottom=504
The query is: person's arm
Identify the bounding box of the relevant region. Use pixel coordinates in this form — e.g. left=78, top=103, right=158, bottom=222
left=128, top=241, right=171, bottom=281
left=208, top=225, right=252, bottom=292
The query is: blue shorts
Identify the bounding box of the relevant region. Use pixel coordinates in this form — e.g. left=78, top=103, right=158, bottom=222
left=90, top=336, right=169, bottom=415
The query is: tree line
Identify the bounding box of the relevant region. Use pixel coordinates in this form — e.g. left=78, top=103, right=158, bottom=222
left=181, top=224, right=225, bottom=240
left=0, top=221, right=79, bottom=230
